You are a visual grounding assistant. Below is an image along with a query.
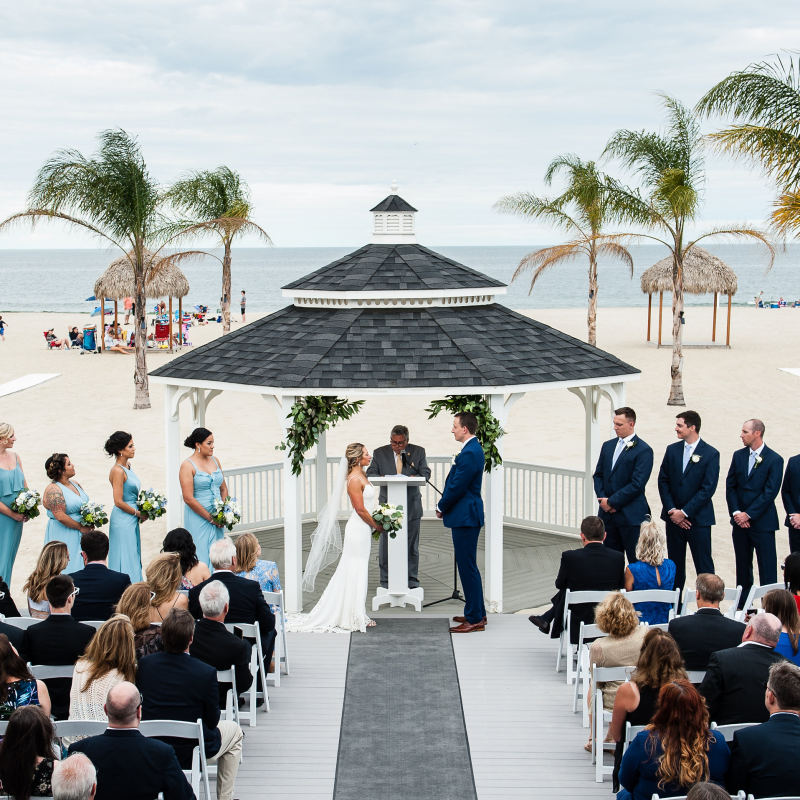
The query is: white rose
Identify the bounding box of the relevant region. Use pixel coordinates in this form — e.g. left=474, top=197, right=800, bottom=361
left=691, top=454, right=701, bottom=463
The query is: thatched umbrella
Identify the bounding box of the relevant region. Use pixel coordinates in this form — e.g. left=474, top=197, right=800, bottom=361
left=640, top=247, right=738, bottom=347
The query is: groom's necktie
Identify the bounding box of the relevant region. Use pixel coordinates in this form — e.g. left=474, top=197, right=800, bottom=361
left=612, top=438, right=626, bottom=468
left=396, top=453, right=402, bottom=474
left=682, top=443, right=692, bottom=472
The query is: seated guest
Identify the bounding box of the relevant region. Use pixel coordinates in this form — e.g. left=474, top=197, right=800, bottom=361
left=22, top=541, right=69, bottom=619
left=162, top=528, right=210, bottom=590
left=624, top=519, right=676, bottom=625
left=137, top=609, right=242, bottom=800
left=70, top=531, right=132, bottom=621
left=784, top=551, right=800, bottom=614
left=69, top=681, right=194, bottom=800
left=234, top=532, right=281, bottom=599
left=52, top=754, right=96, bottom=800
left=727, top=661, right=800, bottom=799
left=668, top=573, right=746, bottom=671
left=0, top=619, right=27, bottom=663
left=146, top=553, right=189, bottom=623
left=618, top=680, right=730, bottom=800
left=686, top=784, right=730, bottom=800
left=116, top=583, right=163, bottom=660
left=69, top=615, right=136, bottom=721
left=609, top=629, right=688, bottom=791
left=763, top=588, right=800, bottom=665
left=0, top=577, right=21, bottom=619
left=528, top=516, right=625, bottom=640
left=0, top=635, right=51, bottom=719
left=27, top=575, right=95, bottom=720
left=699, top=612, right=785, bottom=724
left=189, top=580, right=253, bottom=709
left=0, top=706, right=58, bottom=799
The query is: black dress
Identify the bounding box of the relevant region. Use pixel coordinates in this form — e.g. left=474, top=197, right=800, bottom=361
left=0, top=757, right=55, bottom=798
left=612, top=683, right=660, bottom=791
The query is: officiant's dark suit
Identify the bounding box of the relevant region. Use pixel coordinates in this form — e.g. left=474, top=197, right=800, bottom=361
left=366, top=432, right=430, bottom=588
left=658, top=438, right=720, bottom=593
left=781, top=453, right=800, bottom=553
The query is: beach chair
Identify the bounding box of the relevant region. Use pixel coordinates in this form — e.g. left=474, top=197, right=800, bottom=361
left=680, top=585, right=742, bottom=618
left=43, top=332, right=62, bottom=350
left=154, top=321, right=170, bottom=348
left=737, top=582, right=784, bottom=620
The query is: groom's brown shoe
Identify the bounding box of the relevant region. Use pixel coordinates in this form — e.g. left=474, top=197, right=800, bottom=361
left=449, top=621, right=485, bottom=633
left=453, top=615, right=487, bottom=625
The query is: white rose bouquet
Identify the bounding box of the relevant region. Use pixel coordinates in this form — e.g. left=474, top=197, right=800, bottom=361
left=212, top=497, right=242, bottom=531
left=371, top=503, right=404, bottom=541
left=136, top=488, right=167, bottom=521
left=10, top=488, right=42, bottom=520
left=79, top=501, right=108, bottom=528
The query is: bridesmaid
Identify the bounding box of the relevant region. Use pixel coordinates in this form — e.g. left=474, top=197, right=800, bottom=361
left=179, top=427, right=227, bottom=567
left=42, top=454, right=94, bottom=573
left=0, top=423, right=28, bottom=586
left=106, top=431, right=146, bottom=583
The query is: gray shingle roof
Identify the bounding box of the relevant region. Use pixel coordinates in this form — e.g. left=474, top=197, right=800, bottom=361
left=369, top=195, right=418, bottom=212
left=282, top=244, right=507, bottom=292
left=150, top=305, right=639, bottom=389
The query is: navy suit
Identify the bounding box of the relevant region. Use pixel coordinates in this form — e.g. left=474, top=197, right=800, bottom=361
left=657, top=438, right=720, bottom=592
left=726, top=444, right=784, bottom=605
left=70, top=562, right=131, bottom=621
left=438, top=436, right=485, bottom=623
left=781, top=454, right=800, bottom=553
left=592, top=434, right=654, bottom=562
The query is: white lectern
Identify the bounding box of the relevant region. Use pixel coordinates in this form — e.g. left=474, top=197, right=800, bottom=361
left=370, top=475, right=426, bottom=612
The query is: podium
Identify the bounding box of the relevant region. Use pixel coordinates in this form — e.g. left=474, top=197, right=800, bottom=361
left=370, top=475, right=426, bottom=612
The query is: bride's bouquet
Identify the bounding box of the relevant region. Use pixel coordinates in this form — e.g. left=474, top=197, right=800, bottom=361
left=371, top=503, right=404, bottom=541
left=10, top=488, right=42, bottom=520
left=211, top=496, right=242, bottom=531
left=136, top=488, right=167, bottom=521
left=79, top=501, right=108, bottom=528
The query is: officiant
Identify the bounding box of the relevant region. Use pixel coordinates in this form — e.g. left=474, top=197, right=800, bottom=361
left=367, top=425, right=431, bottom=589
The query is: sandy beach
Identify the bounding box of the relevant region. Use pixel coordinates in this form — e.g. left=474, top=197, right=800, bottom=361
left=1, top=304, right=798, bottom=601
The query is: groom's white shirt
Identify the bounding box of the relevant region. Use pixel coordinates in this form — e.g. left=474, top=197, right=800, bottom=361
left=436, top=435, right=476, bottom=513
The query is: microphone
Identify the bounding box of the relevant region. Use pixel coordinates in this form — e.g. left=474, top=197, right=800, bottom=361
left=400, top=448, right=442, bottom=496
left=400, top=450, right=409, bottom=468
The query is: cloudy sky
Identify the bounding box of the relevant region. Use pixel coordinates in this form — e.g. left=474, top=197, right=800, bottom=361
left=0, top=1, right=797, bottom=248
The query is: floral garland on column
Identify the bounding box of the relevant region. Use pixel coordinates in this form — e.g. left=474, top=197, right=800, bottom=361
left=425, top=395, right=505, bottom=473
left=276, top=396, right=365, bottom=476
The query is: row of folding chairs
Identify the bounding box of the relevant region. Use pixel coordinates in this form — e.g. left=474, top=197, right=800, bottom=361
left=0, top=616, right=105, bottom=631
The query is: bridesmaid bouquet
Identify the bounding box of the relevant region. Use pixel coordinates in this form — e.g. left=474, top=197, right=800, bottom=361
left=212, top=497, right=242, bottom=531
left=10, top=488, right=42, bottom=520
left=79, top=501, right=109, bottom=528
left=371, top=503, right=404, bottom=541
left=137, top=488, right=167, bottom=521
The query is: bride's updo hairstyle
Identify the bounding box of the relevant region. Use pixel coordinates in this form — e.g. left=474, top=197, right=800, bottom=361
left=345, top=443, right=365, bottom=473
left=104, top=431, right=133, bottom=457
left=184, top=428, right=213, bottom=450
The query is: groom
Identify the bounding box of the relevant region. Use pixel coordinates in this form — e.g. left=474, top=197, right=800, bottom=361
left=436, top=412, right=486, bottom=633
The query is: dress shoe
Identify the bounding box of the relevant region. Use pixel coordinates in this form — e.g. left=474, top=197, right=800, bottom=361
left=453, top=615, right=487, bottom=625
left=449, top=621, right=485, bottom=633
left=528, top=614, right=550, bottom=634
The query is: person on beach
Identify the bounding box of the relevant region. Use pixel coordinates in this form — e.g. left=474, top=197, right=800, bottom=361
left=45, top=328, right=68, bottom=349
left=179, top=428, right=227, bottom=567
left=42, top=454, right=95, bottom=573
left=123, top=296, right=133, bottom=324
left=240, top=290, right=246, bottom=322
left=68, top=327, right=83, bottom=347
left=104, top=325, right=133, bottom=354
left=0, top=316, right=6, bottom=341
left=106, top=431, right=146, bottom=583
left=0, top=423, right=29, bottom=585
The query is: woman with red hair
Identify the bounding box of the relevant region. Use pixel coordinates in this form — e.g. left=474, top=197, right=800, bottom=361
left=618, top=680, right=730, bottom=800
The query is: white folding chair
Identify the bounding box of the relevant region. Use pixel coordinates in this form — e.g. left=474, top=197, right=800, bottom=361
left=28, top=664, right=75, bottom=680
left=644, top=622, right=670, bottom=631
left=710, top=720, right=759, bottom=742
left=217, top=668, right=239, bottom=726
left=556, top=589, right=614, bottom=683
left=225, top=621, right=269, bottom=726
left=54, top=720, right=108, bottom=738
left=623, top=588, right=681, bottom=620
left=3, top=617, right=41, bottom=630
left=592, top=664, right=633, bottom=782
left=737, top=582, right=784, bottom=620
left=572, top=621, right=608, bottom=724
left=263, top=590, right=290, bottom=684
left=687, top=670, right=706, bottom=684
left=680, top=585, right=742, bottom=618
left=653, top=795, right=746, bottom=800
left=623, top=721, right=646, bottom=753
left=747, top=795, right=800, bottom=800
left=81, top=620, right=106, bottom=631
left=139, top=718, right=210, bottom=800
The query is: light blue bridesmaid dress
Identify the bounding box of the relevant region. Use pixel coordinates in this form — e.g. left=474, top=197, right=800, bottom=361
left=0, top=455, right=25, bottom=585
left=108, top=465, right=143, bottom=583
left=183, top=457, right=224, bottom=567
left=44, top=481, right=89, bottom=574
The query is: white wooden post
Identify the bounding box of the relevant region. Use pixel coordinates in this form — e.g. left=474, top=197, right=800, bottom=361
left=316, top=428, right=327, bottom=518
left=484, top=393, right=505, bottom=614
left=165, top=384, right=183, bottom=529
left=190, top=388, right=223, bottom=428
left=280, top=394, right=303, bottom=613
left=570, top=386, right=603, bottom=519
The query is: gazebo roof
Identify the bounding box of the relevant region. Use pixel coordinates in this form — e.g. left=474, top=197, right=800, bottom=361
left=94, top=250, right=190, bottom=300
left=640, top=247, right=738, bottom=295
left=370, top=194, right=418, bottom=213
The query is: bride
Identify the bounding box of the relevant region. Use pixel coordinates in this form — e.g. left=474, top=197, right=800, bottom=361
left=287, top=442, right=380, bottom=633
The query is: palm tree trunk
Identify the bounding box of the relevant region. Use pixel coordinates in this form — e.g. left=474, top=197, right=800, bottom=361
left=667, top=255, right=685, bottom=406
left=133, top=253, right=151, bottom=409
left=222, top=241, right=232, bottom=335
left=587, top=257, right=598, bottom=347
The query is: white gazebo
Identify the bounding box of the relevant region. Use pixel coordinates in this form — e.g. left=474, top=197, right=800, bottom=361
left=149, top=185, right=641, bottom=613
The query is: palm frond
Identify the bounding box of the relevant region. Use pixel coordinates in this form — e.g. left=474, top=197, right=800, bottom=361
left=771, top=191, right=800, bottom=239
left=511, top=242, right=589, bottom=293
left=684, top=226, right=776, bottom=270
left=0, top=209, right=126, bottom=250
left=493, top=193, right=587, bottom=238
left=595, top=240, right=635, bottom=278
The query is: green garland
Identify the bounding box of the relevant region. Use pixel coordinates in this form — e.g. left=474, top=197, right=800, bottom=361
left=426, top=395, right=505, bottom=473
left=276, top=396, right=365, bottom=476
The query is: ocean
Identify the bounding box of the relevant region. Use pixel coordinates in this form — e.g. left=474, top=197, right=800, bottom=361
left=0, top=243, right=797, bottom=314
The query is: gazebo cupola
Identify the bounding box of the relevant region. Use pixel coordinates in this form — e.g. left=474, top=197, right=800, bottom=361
left=370, top=180, right=417, bottom=244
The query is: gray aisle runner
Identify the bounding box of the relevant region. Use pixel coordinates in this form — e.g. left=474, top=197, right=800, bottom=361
left=333, top=618, right=478, bottom=800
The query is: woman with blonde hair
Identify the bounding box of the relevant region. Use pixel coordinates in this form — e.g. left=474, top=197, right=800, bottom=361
left=624, top=518, right=676, bottom=625
left=146, top=552, right=189, bottom=623
left=235, top=532, right=281, bottom=600
left=22, top=541, right=69, bottom=619
left=116, top=582, right=164, bottom=660
left=0, top=423, right=30, bottom=586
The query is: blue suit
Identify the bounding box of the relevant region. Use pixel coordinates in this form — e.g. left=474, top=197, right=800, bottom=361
left=592, top=434, right=654, bottom=562
left=781, top=454, right=800, bottom=553
left=726, top=444, right=784, bottom=605
left=657, top=438, right=720, bottom=592
left=438, top=436, right=485, bottom=623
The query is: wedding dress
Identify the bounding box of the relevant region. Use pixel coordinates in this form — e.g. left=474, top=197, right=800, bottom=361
left=287, top=459, right=374, bottom=633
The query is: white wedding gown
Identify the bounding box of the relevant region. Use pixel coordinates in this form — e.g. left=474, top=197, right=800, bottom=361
left=287, top=483, right=374, bottom=633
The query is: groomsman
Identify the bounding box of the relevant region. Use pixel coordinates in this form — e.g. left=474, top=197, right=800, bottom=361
left=726, top=419, right=784, bottom=607
left=657, top=410, right=720, bottom=594
left=781, top=453, right=800, bottom=553
left=592, top=407, right=654, bottom=563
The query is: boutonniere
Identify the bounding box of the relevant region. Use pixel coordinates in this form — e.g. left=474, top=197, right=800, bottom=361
left=691, top=454, right=701, bottom=463
left=451, top=454, right=458, bottom=466
left=625, top=440, right=637, bottom=450
left=753, top=455, right=764, bottom=469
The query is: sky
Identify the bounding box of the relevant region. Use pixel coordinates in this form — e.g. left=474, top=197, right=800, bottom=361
left=0, top=1, right=798, bottom=248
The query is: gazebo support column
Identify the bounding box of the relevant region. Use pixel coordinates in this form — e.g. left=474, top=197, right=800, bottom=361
left=569, top=385, right=602, bottom=518
left=164, top=384, right=190, bottom=529
left=189, top=388, right=222, bottom=428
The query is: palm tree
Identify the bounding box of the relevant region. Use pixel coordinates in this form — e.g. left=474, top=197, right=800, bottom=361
left=164, top=167, right=271, bottom=334
left=0, top=129, right=195, bottom=409
left=696, top=53, right=800, bottom=238
left=602, top=95, right=774, bottom=405
left=494, top=155, right=633, bottom=346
